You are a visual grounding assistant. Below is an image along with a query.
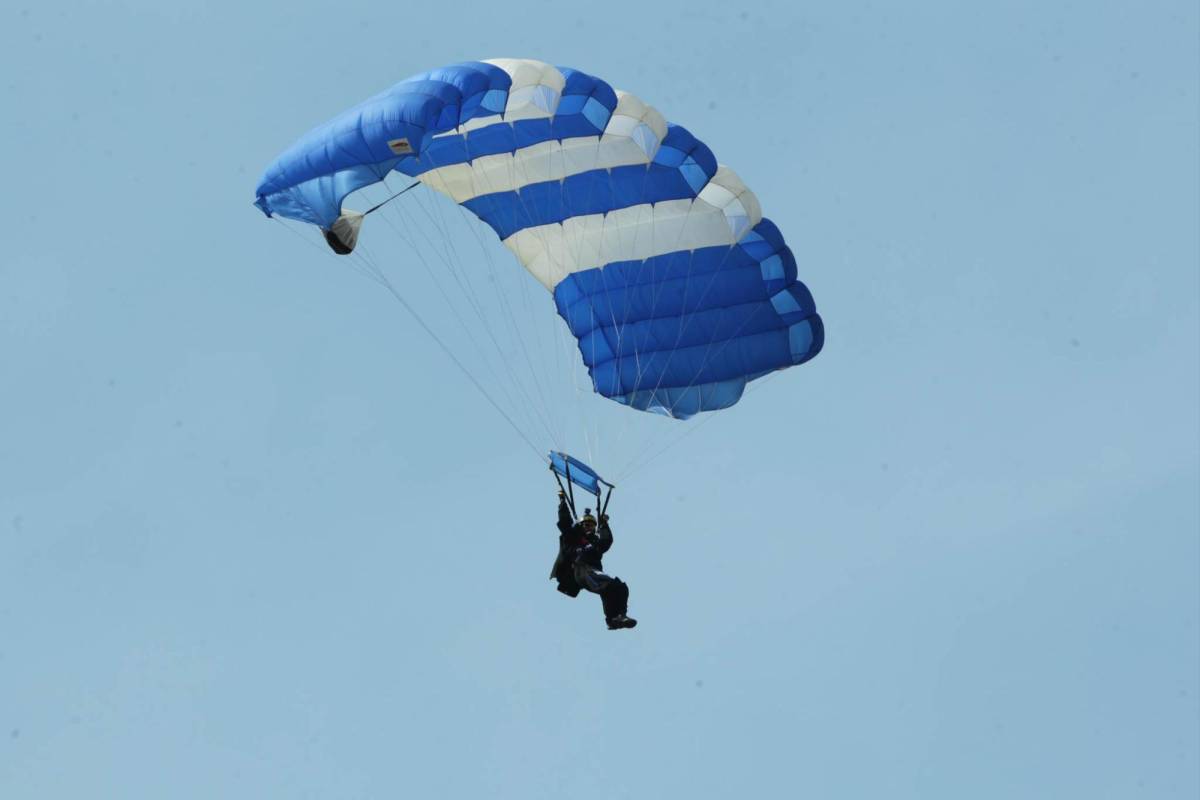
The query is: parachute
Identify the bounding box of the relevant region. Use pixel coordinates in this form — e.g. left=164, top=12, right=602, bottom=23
left=255, top=59, right=823, bottom=474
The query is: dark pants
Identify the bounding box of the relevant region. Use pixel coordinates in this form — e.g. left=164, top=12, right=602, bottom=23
left=573, top=564, right=629, bottom=620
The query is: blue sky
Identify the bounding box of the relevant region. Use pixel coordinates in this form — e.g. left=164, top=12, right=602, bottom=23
left=2, top=1, right=1197, bottom=797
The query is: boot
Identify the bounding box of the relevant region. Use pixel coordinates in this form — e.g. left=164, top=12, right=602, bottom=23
left=606, top=614, right=638, bottom=630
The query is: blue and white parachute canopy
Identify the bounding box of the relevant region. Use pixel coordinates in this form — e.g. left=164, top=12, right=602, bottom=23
left=549, top=450, right=612, bottom=499
left=255, top=59, right=824, bottom=420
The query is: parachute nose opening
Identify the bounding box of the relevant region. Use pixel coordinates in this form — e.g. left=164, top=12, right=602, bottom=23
left=323, top=210, right=364, bottom=255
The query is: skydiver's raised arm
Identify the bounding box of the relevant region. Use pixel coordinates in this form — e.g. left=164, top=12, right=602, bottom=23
left=597, top=513, right=613, bottom=553
left=557, top=495, right=574, bottom=536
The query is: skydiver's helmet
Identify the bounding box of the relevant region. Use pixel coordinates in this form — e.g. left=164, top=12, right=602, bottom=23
left=580, top=510, right=597, bottom=532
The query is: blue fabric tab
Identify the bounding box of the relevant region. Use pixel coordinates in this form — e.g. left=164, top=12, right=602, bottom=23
left=549, top=451, right=611, bottom=497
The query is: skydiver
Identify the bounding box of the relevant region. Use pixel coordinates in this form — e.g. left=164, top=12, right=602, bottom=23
left=550, top=491, right=637, bottom=630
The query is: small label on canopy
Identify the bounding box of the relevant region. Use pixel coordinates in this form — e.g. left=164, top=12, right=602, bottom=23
left=387, top=138, right=413, bottom=155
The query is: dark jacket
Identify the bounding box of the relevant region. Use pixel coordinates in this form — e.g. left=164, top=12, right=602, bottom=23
left=550, top=499, right=613, bottom=597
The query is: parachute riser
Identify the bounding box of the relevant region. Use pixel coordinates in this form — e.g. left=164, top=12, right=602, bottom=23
left=563, top=461, right=578, bottom=520
left=552, top=469, right=577, bottom=522
left=600, top=485, right=614, bottom=518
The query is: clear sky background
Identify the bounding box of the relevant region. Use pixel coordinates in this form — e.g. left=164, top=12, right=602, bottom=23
left=2, top=1, right=1197, bottom=797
